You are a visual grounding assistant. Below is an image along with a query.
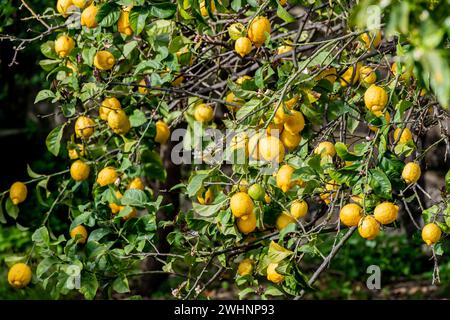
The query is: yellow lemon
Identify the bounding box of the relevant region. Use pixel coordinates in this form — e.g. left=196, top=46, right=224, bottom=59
left=248, top=16, right=271, bottom=47
left=109, top=191, right=123, bottom=214
left=402, top=162, right=421, bottom=184
left=8, top=263, right=32, bottom=289
left=225, top=92, right=244, bottom=112
left=359, top=66, right=377, bottom=85
left=68, top=144, right=85, bottom=160
left=75, top=116, right=95, bottom=139
left=235, top=37, right=252, bottom=57
left=236, top=75, right=252, bottom=85
left=394, top=127, right=413, bottom=144
left=280, top=130, right=301, bottom=151
left=339, top=203, right=363, bottom=227
left=422, top=223, right=441, bottom=245
left=97, top=167, right=118, bottom=186
left=276, top=164, right=301, bottom=193
left=70, top=160, right=90, bottom=181
left=200, top=0, right=215, bottom=16
left=70, top=225, right=88, bottom=244
left=283, top=110, right=305, bottom=134
left=72, top=0, right=92, bottom=8
left=80, top=4, right=98, bottom=28
left=290, top=200, right=308, bottom=219
left=194, top=103, right=214, bottom=123
left=138, top=79, right=148, bottom=95
left=99, top=97, right=121, bottom=121
left=315, top=67, right=337, bottom=84
left=118, top=9, right=133, bottom=36
left=238, top=179, right=249, bottom=192
left=277, top=43, right=293, bottom=55
left=248, top=132, right=263, bottom=160
left=230, top=192, right=254, bottom=219
left=276, top=212, right=295, bottom=230
left=108, top=109, right=131, bottom=135
left=93, top=50, right=115, bottom=70
left=320, top=180, right=338, bottom=204
left=237, top=258, right=253, bottom=276
left=267, top=263, right=284, bottom=284
left=128, top=178, right=145, bottom=190
left=391, top=62, right=413, bottom=81
left=340, top=63, right=361, bottom=87
left=358, top=216, right=380, bottom=240
left=9, top=182, right=27, bottom=205
left=54, top=35, right=75, bottom=57
left=360, top=30, right=382, bottom=49
left=364, top=85, right=388, bottom=113
left=57, top=0, right=74, bottom=17
left=259, top=135, right=285, bottom=163
left=373, top=202, right=399, bottom=225
left=237, top=211, right=257, bottom=234
left=155, top=120, right=170, bottom=144
left=264, top=193, right=271, bottom=204
left=314, top=141, right=336, bottom=157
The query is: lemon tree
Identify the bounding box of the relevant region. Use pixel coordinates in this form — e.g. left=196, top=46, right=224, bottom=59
left=0, top=0, right=449, bottom=300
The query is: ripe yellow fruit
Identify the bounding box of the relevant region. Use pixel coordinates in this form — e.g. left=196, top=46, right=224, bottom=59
left=314, top=141, right=336, bottom=157
left=248, top=16, right=271, bottom=47
left=128, top=177, right=145, bottom=190
left=99, top=97, right=121, bottom=121
left=340, top=63, right=361, bottom=87
left=259, top=135, right=285, bottom=163
left=273, top=102, right=293, bottom=125
left=237, top=211, right=257, bottom=234
left=230, top=192, right=254, bottom=219
left=54, top=35, right=75, bottom=58
left=75, top=116, right=95, bottom=139
left=109, top=191, right=123, bottom=214
left=225, top=92, right=244, bottom=112
left=237, top=259, right=253, bottom=276
left=283, top=110, right=305, bottom=134
left=93, top=50, right=115, bottom=70
left=368, top=112, right=390, bottom=132
left=235, top=37, right=252, bottom=57
left=402, top=162, right=421, bottom=184
left=197, top=188, right=215, bottom=205
left=80, top=4, right=98, bottom=28
left=248, top=132, right=263, bottom=160
left=238, top=179, right=249, bottom=192
left=138, top=79, right=149, bottom=95
left=194, top=103, right=214, bottom=123
left=391, top=62, right=413, bottom=81
left=364, top=85, right=388, bottom=113
left=155, top=120, right=170, bottom=144
left=70, top=225, right=88, bottom=244
left=320, top=180, right=338, bottom=204
left=66, top=61, right=77, bottom=74
left=360, top=30, right=382, bottom=49
left=279, top=0, right=287, bottom=5
left=358, top=216, right=380, bottom=240
left=291, top=200, right=308, bottom=219
left=70, top=160, right=90, bottom=181
left=280, top=130, right=301, bottom=151
left=68, top=144, right=85, bottom=160
left=264, top=193, right=271, bottom=204
left=339, top=203, right=363, bottom=227
left=236, top=75, right=252, bottom=85
left=72, top=0, right=92, bottom=9
left=267, top=262, right=284, bottom=284
left=394, top=127, right=413, bottom=144
left=230, top=132, right=248, bottom=160
left=373, top=202, right=399, bottom=225
left=57, top=0, right=74, bottom=17
left=118, top=9, right=133, bottom=36
left=200, top=0, right=216, bottom=17
left=315, top=67, right=337, bottom=84
left=8, top=263, right=32, bottom=289
left=9, top=182, right=27, bottom=205
left=108, top=109, right=131, bottom=135
left=359, top=66, right=377, bottom=85
left=277, top=43, right=293, bottom=55
left=422, top=223, right=441, bottom=245
left=97, top=167, right=118, bottom=187
left=276, top=164, right=299, bottom=193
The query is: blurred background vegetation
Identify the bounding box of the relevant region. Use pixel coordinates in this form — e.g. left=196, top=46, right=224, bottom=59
left=0, top=0, right=449, bottom=300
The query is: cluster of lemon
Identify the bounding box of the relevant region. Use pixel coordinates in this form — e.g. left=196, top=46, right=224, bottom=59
left=232, top=16, right=271, bottom=57
left=236, top=258, right=285, bottom=285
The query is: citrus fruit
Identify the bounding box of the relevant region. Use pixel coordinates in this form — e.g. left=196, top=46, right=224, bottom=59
left=248, top=183, right=265, bottom=201
left=99, top=97, right=121, bottom=121
left=237, top=211, right=257, bottom=234
left=359, top=66, right=377, bottom=85
left=97, top=167, right=118, bottom=187
left=230, top=192, right=254, bottom=219
left=267, top=262, right=284, bottom=284
left=128, top=177, right=145, bottom=190
left=364, top=85, right=388, bottom=113
left=54, top=35, right=75, bottom=57
left=200, top=0, right=215, bottom=16
left=368, top=112, right=390, bottom=132
left=70, top=160, right=90, bottom=181
left=235, top=37, right=252, bottom=57
left=9, top=182, right=27, bottom=205
left=340, top=63, right=361, bottom=86
left=422, top=223, right=441, bottom=245
left=276, top=164, right=300, bottom=193
left=237, top=259, right=253, bottom=276
left=72, top=0, right=92, bottom=8
left=290, top=200, right=308, bottom=219
left=358, top=216, right=380, bottom=240
left=314, top=141, right=336, bottom=157
left=283, top=110, right=305, bottom=134
left=280, top=130, right=301, bottom=151
left=402, top=162, right=421, bottom=184
left=94, top=50, right=115, bottom=70
left=108, top=109, right=131, bottom=135
left=57, top=0, right=75, bottom=17
left=394, top=127, right=413, bottom=144
left=259, top=135, right=285, bottom=163
left=320, top=180, right=338, bottom=204
left=155, top=120, right=170, bottom=144
left=70, top=225, right=88, bottom=244
left=373, top=202, right=399, bottom=225
left=360, top=30, right=382, bottom=49
left=339, top=203, right=363, bottom=227
left=8, top=263, right=32, bottom=289
left=228, top=23, right=245, bottom=40
left=276, top=212, right=295, bottom=230
left=109, top=191, right=123, bottom=214
left=315, top=67, right=337, bottom=84
left=248, top=132, right=263, bottom=160
left=248, top=16, right=271, bottom=47
left=75, top=116, right=95, bottom=139
left=194, top=103, right=214, bottom=123
left=138, top=79, right=148, bottom=95
left=68, top=144, right=85, bottom=160
left=80, top=4, right=98, bottom=28
left=118, top=9, right=133, bottom=36
left=197, top=188, right=215, bottom=205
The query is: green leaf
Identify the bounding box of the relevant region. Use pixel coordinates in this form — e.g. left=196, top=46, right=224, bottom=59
left=187, top=173, right=208, bottom=197
left=40, top=41, right=58, bottom=59
left=369, top=168, right=392, bottom=199
left=46, top=124, right=65, bottom=156
left=129, top=7, right=149, bottom=35
left=113, top=275, right=130, bottom=293
left=0, top=196, right=6, bottom=224
left=88, top=228, right=111, bottom=242
left=27, top=164, right=44, bottom=178
left=5, top=198, right=19, bottom=220
left=123, top=40, right=138, bottom=58
left=96, top=3, right=120, bottom=27
left=335, top=142, right=362, bottom=161
left=121, top=189, right=148, bottom=207
left=82, top=47, right=96, bottom=66
left=70, top=212, right=91, bottom=231
left=129, top=109, right=147, bottom=127
left=35, top=90, right=55, bottom=103
left=39, top=59, right=59, bottom=72
left=32, top=226, right=50, bottom=245
left=149, top=2, right=177, bottom=19
left=80, top=272, right=98, bottom=300
left=276, top=4, right=295, bottom=23
left=445, top=170, right=450, bottom=193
